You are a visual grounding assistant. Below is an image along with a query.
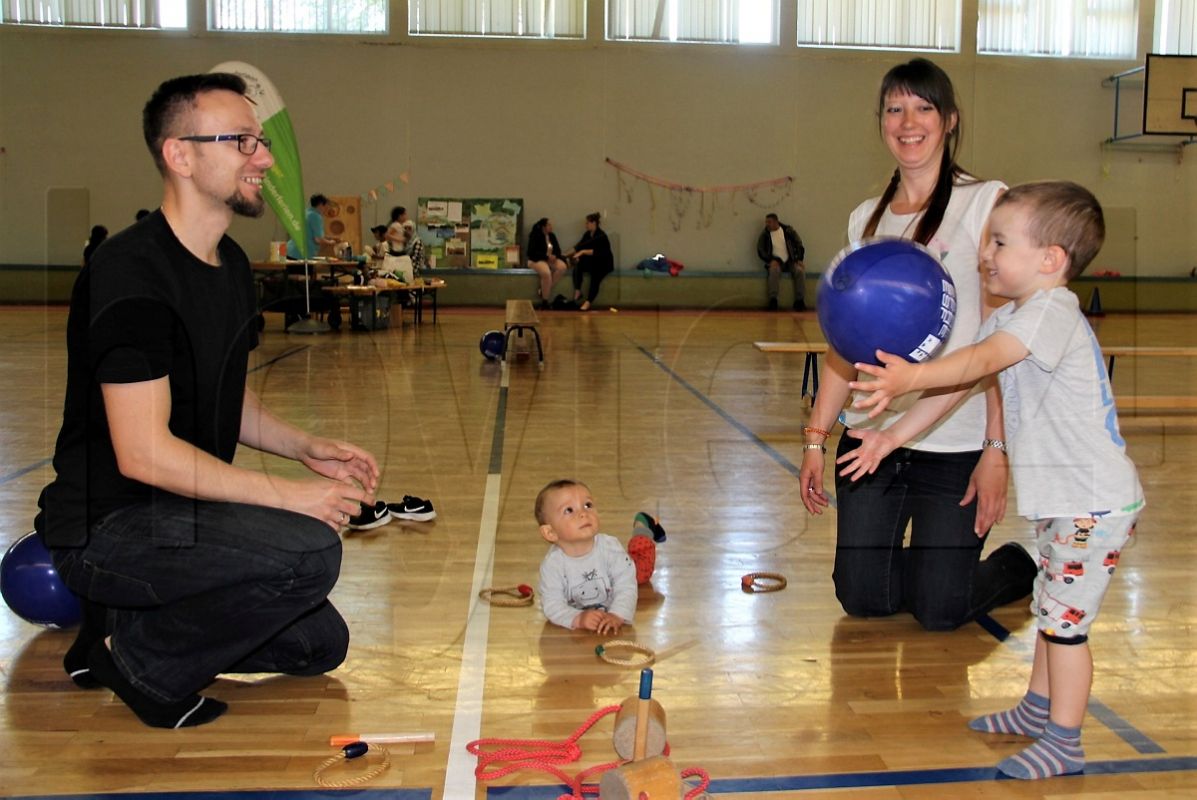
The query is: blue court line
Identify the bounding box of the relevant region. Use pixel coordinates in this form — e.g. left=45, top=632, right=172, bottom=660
left=9, top=791, right=431, bottom=800
left=249, top=344, right=311, bottom=374
left=0, top=457, right=52, bottom=487
left=633, top=342, right=803, bottom=479
left=1088, top=698, right=1167, bottom=754
left=974, top=613, right=1010, bottom=641
left=486, top=755, right=1197, bottom=797
left=1, top=346, right=309, bottom=490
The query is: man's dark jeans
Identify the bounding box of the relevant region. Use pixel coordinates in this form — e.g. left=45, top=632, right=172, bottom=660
left=52, top=498, right=348, bottom=703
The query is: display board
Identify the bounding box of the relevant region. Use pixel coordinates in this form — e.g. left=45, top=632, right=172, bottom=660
left=417, top=197, right=523, bottom=268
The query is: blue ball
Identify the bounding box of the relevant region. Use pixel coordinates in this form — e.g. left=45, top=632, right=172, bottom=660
left=1, top=532, right=81, bottom=629
left=479, top=330, right=506, bottom=360
left=817, top=239, right=957, bottom=366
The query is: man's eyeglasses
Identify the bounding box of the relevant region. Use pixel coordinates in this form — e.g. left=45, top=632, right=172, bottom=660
left=177, top=133, right=272, bottom=155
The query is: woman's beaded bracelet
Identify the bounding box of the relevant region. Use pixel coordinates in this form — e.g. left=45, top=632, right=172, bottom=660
left=802, top=425, right=832, bottom=438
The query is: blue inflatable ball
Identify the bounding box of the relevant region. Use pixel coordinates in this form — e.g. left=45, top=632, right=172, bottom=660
left=479, top=330, right=506, bottom=360
left=817, top=238, right=957, bottom=366
left=1, top=532, right=81, bottom=629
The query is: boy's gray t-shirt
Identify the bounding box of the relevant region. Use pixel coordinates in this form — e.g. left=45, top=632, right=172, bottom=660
left=538, top=533, right=637, bottom=628
left=979, top=288, right=1143, bottom=519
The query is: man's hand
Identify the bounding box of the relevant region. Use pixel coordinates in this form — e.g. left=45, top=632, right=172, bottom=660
left=300, top=437, right=380, bottom=498
left=848, top=351, right=920, bottom=417
left=275, top=475, right=369, bottom=531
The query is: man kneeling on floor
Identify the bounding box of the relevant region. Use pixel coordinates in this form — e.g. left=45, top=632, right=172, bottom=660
left=33, top=73, right=381, bottom=728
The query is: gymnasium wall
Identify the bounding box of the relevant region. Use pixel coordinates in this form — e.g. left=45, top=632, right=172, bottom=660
left=1, top=1, right=1194, bottom=307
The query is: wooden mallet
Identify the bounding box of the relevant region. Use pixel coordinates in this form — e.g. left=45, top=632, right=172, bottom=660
left=599, top=668, right=682, bottom=799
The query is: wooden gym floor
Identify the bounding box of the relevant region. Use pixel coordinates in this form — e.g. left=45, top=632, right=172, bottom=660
left=0, top=304, right=1194, bottom=799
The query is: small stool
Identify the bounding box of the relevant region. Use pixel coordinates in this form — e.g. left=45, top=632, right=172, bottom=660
left=504, top=299, right=544, bottom=367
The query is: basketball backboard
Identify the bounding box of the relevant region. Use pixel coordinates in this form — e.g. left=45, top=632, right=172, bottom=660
left=1144, top=53, right=1197, bottom=135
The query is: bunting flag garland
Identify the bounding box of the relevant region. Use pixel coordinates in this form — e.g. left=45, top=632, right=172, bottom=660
left=606, top=157, right=794, bottom=232
left=359, top=174, right=413, bottom=223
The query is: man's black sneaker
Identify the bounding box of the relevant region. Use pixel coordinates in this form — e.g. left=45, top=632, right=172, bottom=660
left=347, top=500, right=392, bottom=530
left=387, top=495, right=437, bottom=522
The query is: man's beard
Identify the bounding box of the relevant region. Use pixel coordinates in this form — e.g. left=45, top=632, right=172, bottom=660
left=227, top=189, right=265, bottom=218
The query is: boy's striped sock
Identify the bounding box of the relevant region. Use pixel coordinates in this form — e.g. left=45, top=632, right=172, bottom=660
left=968, top=690, right=1049, bottom=737
left=997, top=721, right=1085, bottom=780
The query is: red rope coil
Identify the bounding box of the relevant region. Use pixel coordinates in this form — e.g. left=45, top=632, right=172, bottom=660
left=467, top=705, right=710, bottom=799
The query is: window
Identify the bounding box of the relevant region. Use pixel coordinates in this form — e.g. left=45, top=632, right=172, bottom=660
left=210, top=0, right=386, bottom=33
left=410, top=0, right=584, bottom=38
left=3, top=0, right=185, bottom=27
left=978, top=0, right=1138, bottom=58
left=1156, top=0, right=1197, bottom=54
left=607, top=0, right=776, bottom=44
left=796, top=0, right=959, bottom=51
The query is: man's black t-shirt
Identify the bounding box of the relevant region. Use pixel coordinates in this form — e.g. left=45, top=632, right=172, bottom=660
left=36, top=211, right=259, bottom=547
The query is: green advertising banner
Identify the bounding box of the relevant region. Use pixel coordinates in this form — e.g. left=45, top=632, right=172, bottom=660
left=211, top=61, right=308, bottom=257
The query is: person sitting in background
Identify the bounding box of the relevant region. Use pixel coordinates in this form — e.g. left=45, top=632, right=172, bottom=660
left=402, top=220, right=427, bottom=276
left=756, top=213, right=806, bottom=311
left=82, top=225, right=108, bottom=267
left=527, top=218, right=567, bottom=308
left=567, top=212, right=614, bottom=311
left=366, top=225, right=388, bottom=259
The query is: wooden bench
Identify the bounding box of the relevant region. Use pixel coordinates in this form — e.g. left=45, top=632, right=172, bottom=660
left=754, top=341, right=829, bottom=403
left=1100, top=346, right=1197, bottom=379
left=504, top=299, right=544, bottom=366
left=755, top=341, right=1197, bottom=410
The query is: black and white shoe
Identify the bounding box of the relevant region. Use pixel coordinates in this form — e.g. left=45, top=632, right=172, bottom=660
left=387, top=495, right=437, bottom=522
left=347, top=500, right=392, bottom=530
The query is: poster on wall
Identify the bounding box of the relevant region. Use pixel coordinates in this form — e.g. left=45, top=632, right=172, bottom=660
left=468, top=198, right=523, bottom=269
left=417, top=197, right=523, bottom=269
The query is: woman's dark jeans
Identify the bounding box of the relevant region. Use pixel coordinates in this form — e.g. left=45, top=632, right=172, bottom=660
left=833, top=433, right=1023, bottom=631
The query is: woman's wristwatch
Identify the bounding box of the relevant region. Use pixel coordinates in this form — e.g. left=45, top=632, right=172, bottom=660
left=982, top=438, right=1007, bottom=453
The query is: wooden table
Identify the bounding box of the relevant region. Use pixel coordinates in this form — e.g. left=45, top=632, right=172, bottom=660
left=322, top=278, right=448, bottom=330
left=322, top=285, right=395, bottom=330
left=251, top=259, right=362, bottom=280
left=407, top=278, right=446, bottom=324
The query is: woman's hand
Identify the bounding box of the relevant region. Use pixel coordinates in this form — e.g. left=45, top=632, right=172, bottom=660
left=836, top=428, right=899, bottom=481
left=799, top=447, right=830, bottom=515
left=962, top=446, right=1008, bottom=536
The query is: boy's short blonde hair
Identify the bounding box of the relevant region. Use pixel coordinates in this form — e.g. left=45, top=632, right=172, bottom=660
left=534, top=479, right=588, bottom=525
left=995, top=181, right=1105, bottom=281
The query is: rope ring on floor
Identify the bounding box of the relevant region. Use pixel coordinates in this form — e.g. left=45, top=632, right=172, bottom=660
left=741, top=572, right=787, bottom=593
left=313, top=743, right=391, bottom=788
left=478, top=584, right=536, bottom=607
left=595, top=640, right=656, bottom=668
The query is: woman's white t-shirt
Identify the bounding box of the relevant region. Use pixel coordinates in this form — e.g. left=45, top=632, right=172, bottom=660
left=841, top=178, right=1006, bottom=453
